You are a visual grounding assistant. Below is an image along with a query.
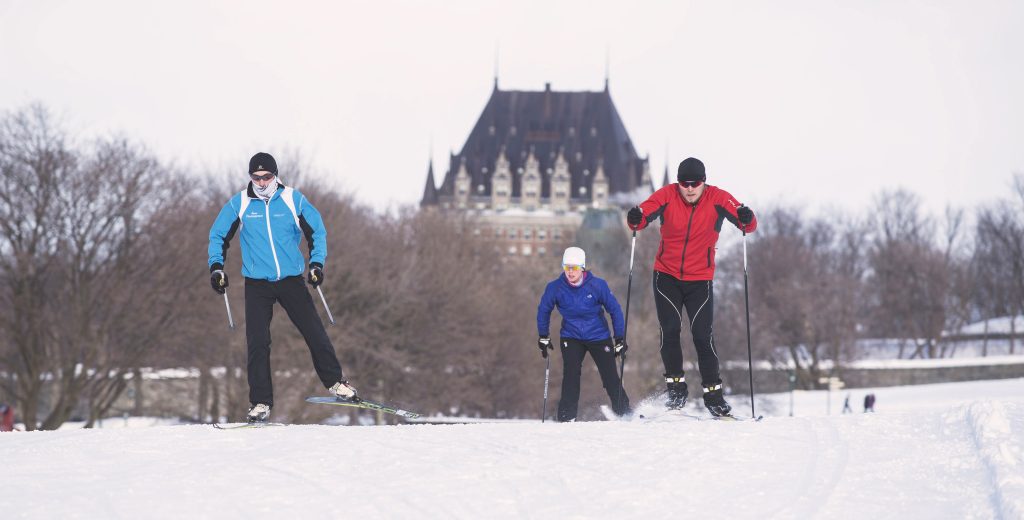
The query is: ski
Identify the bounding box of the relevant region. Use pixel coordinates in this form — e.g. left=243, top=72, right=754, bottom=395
left=635, top=409, right=764, bottom=422
left=212, top=422, right=286, bottom=430
left=708, top=413, right=765, bottom=421
left=635, top=409, right=702, bottom=422
left=305, top=396, right=422, bottom=419
left=714, top=414, right=765, bottom=422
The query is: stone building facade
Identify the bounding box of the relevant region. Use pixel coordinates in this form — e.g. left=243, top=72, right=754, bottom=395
left=421, top=80, right=652, bottom=258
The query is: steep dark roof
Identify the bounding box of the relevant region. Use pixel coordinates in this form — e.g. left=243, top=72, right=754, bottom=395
left=420, top=160, right=438, bottom=207
left=432, top=83, right=647, bottom=201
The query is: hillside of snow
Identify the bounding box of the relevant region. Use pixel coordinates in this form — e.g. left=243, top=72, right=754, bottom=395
left=3, top=378, right=1023, bottom=519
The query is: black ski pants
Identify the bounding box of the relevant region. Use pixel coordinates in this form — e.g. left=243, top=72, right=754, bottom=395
left=653, top=272, right=721, bottom=386
left=245, top=276, right=343, bottom=407
left=557, top=337, right=630, bottom=421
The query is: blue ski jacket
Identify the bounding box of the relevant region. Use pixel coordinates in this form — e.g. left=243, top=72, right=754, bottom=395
left=537, top=272, right=625, bottom=342
left=208, top=182, right=327, bottom=281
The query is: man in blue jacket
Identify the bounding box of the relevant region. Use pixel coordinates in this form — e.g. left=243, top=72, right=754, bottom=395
left=537, top=247, right=630, bottom=421
left=208, top=152, right=356, bottom=423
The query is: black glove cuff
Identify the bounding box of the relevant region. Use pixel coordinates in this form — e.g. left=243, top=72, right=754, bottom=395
left=310, top=262, right=323, bottom=270
left=210, top=263, right=224, bottom=273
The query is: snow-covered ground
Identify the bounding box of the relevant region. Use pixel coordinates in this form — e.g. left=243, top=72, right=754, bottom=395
left=3, top=378, right=1023, bottom=519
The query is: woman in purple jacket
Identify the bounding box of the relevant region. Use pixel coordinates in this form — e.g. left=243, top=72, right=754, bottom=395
left=537, top=247, right=630, bottom=421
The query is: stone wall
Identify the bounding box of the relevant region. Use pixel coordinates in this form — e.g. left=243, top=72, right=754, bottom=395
left=721, top=359, right=1024, bottom=395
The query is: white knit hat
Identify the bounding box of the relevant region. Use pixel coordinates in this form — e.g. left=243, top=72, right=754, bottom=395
left=562, top=247, right=586, bottom=269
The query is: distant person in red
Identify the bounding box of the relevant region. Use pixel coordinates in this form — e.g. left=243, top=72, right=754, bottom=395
left=0, top=404, right=13, bottom=432
left=626, top=157, right=757, bottom=417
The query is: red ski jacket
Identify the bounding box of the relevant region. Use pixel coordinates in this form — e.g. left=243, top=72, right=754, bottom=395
left=632, top=183, right=757, bottom=281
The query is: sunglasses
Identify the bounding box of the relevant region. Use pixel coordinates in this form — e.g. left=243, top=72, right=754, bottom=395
left=250, top=172, right=277, bottom=182
left=563, top=265, right=584, bottom=272
left=680, top=180, right=704, bottom=189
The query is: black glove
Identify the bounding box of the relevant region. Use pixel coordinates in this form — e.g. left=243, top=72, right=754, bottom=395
left=308, top=262, right=324, bottom=287
left=538, top=336, right=553, bottom=359
left=210, top=264, right=228, bottom=294
left=614, top=337, right=628, bottom=357
left=626, top=206, right=644, bottom=227
left=737, top=205, right=754, bottom=226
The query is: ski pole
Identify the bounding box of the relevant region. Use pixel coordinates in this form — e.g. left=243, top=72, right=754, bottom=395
left=316, top=286, right=336, bottom=325
left=223, top=291, right=235, bottom=330
left=541, top=354, right=551, bottom=423
left=616, top=229, right=637, bottom=412
left=743, top=228, right=756, bottom=419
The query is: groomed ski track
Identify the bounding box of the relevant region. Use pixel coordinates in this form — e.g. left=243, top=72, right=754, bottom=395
left=2, top=378, right=1022, bottom=519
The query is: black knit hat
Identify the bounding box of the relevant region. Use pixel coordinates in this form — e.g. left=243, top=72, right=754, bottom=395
left=248, top=152, right=278, bottom=175
left=677, top=157, right=706, bottom=184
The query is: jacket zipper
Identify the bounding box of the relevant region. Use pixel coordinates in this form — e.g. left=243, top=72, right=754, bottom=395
left=264, top=199, right=282, bottom=280
left=679, top=202, right=697, bottom=279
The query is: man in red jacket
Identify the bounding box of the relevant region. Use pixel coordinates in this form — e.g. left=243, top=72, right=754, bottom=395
left=626, top=157, right=757, bottom=416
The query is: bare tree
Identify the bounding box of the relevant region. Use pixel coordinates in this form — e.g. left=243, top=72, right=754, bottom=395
left=0, top=104, right=72, bottom=429
left=0, top=105, right=180, bottom=429
left=973, top=173, right=1024, bottom=354
left=864, top=190, right=966, bottom=359
left=726, top=206, right=865, bottom=388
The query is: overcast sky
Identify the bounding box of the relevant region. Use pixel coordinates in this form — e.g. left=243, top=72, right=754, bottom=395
left=2, top=0, right=1021, bottom=218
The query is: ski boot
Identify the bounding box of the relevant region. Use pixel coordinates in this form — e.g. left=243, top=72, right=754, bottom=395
left=702, top=382, right=732, bottom=417
left=330, top=380, right=359, bottom=402
left=246, top=403, right=271, bottom=423
left=665, top=374, right=688, bottom=410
